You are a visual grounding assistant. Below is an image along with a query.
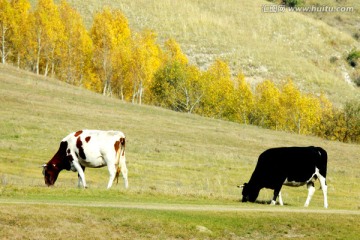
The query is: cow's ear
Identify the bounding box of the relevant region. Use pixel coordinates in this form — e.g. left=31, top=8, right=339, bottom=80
left=238, top=184, right=245, bottom=188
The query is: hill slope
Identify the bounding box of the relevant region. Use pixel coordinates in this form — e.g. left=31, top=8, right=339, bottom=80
left=302, top=0, right=360, bottom=40
left=1, top=64, right=359, bottom=209
left=48, top=0, right=360, bottom=104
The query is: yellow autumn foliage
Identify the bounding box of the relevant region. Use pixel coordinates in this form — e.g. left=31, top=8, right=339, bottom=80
left=1, top=0, right=358, bottom=142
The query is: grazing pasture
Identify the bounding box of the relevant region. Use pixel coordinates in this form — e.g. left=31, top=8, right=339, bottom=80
left=0, top=64, right=359, bottom=239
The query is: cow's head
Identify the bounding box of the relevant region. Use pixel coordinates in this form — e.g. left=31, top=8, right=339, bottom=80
left=42, top=163, right=60, bottom=186
left=42, top=141, right=70, bottom=186
left=240, top=183, right=259, bottom=203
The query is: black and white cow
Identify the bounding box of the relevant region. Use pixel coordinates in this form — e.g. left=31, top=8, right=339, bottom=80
left=240, top=146, right=328, bottom=208
left=42, top=130, right=128, bottom=189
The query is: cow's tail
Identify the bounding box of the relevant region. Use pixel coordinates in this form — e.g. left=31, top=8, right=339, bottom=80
left=316, top=147, right=327, bottom=178
left=114, top=137, right=126, bottom=184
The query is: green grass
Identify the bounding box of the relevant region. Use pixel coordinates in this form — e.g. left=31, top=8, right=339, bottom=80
left=1, top=198, right=359, bottom=239
left=42, top=0, right=360, bottom=105
left=1, top=186, right=360, bottom=239
left=1, top=63, right=360, bottom=238
left=1, top=187, right=360, bottom=239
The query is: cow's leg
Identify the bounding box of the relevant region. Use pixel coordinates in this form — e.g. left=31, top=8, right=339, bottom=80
left=114, top=165, right=121, bottom=184
left=107, top=163, right=116, bottom=189
left=72, top=161, right=87, bottom=188
left=278, top=191, right=284, bottom=206
left=77, top=166, right=85, bottom=187
left=271, top=188, right=281, bottom=205
left=318, top=174, right=328, bottom=208
left=304, top=181, right=315, bottom=207
left=120, top=158, right=128, bottom=189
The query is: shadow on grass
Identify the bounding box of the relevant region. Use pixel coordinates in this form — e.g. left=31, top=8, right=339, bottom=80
left=237, top=198, right=291, bottom=206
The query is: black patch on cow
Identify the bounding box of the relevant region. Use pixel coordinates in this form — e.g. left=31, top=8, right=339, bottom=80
left=66, top=153, right=74, bottom=163
left=76, top=137, right=86, bottom=159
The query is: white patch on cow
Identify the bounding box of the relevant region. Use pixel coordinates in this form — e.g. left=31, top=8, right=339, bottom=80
left=283, top=179, right=306, bottom=187
left=316, top=168, right=328, bottom=208
left=278, top=191, right=284, bottom=206
left=283, top=167, right=328, bottom=208
left=283, top=167, right=318, bottom=187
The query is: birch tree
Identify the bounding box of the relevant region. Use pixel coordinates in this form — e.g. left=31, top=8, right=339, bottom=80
left=254, top=80, right=281, bottom=129
left=200, top=59, right=234, bottom=119
left=10, top=0, right=33, bottom=68
left=90, top=7, right=131, bottom=96
left=33, top=0, right=64, bottom=76
left=279, top=80, right=321, bottom=134
left=58, top=0, right=94, bottom=86
left=130, top=30, right=161, bottom=104
left=232, top=73, right=254, bottom=124
left=0, top=0, right=13, bottom=63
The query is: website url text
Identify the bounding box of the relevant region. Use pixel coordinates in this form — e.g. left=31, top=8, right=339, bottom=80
left=262, top=5, right=354, bottom=13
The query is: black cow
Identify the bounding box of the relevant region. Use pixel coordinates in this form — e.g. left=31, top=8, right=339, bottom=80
left=240, top=146, right=328, bottom=208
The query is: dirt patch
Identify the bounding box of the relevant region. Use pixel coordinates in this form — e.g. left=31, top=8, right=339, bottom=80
left=1, top=199, right=359, bottom=215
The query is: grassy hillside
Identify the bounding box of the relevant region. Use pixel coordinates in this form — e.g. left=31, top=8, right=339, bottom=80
left=303, top=0, right=360, bottom=40
left=1, top=63, right=359, bottom=205
left=1, top=65, right=360, bottom=239
left=45, top=0, right=360, bottom=104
